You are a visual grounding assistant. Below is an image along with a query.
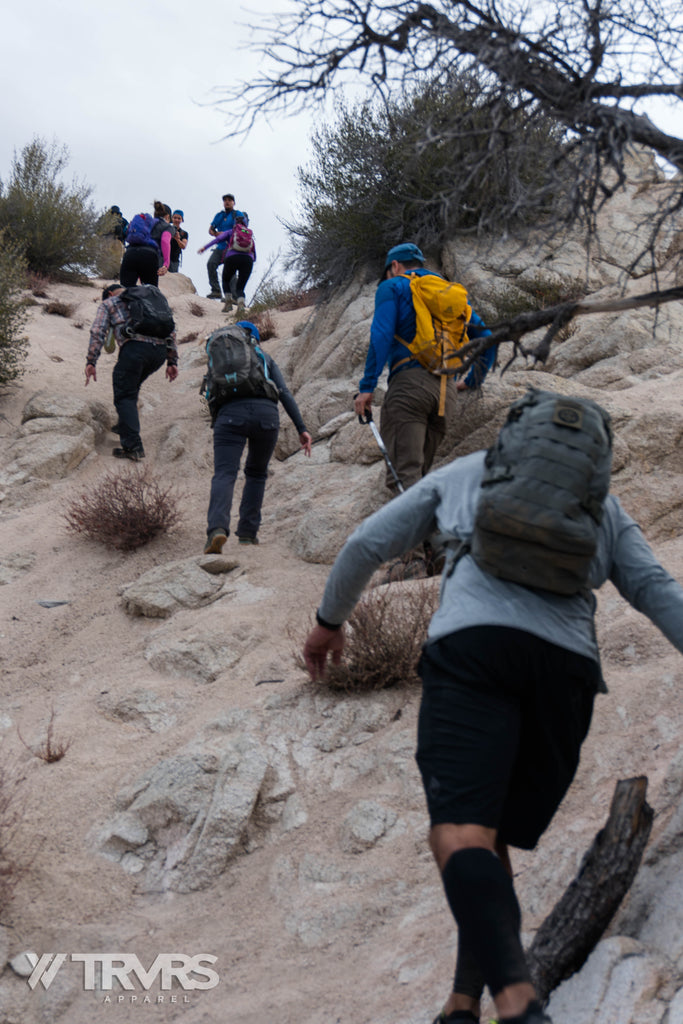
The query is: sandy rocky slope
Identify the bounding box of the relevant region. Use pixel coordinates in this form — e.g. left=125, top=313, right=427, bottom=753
left=2, top=149, right=683, bottom=1024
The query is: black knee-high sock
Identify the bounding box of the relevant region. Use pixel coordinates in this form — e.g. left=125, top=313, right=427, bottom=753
left=441, top=847, right=531, bottom=997
left=453, top=938, right=485, bottom=1001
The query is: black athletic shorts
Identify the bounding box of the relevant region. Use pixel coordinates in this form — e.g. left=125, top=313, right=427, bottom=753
left=415, top=625, right=600, bottom=849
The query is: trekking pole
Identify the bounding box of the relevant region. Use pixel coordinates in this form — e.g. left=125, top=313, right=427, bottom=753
left=358, top=407, right=405, bottom=494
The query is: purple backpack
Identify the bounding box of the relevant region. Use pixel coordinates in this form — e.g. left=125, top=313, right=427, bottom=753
left=126, top=213, right=159, bottom=248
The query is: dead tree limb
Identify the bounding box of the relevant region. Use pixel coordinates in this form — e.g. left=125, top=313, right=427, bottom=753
left=458, top=284, right=683, bottom=373
left=526, top=776, right=653, bottom=1004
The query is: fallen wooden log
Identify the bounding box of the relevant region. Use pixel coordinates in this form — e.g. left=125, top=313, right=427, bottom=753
left=526, top=775, right=653, bottom=1003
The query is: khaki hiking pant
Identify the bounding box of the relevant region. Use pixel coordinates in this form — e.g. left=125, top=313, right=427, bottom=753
left=379, top=367, right=454, bottom=491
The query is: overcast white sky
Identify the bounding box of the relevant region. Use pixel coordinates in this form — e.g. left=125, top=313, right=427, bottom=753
left=1, top=0, right=680, bottom=300
left=0, top=0, right=316, bottom=297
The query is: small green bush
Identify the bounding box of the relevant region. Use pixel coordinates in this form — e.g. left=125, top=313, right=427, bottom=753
left=64, top=467, right=182, bottom=550
left=0, top=231, right=29, bottom=385
left=0, top=137, right=106, bottom=279
left=287, top=74, right=569, bottom=289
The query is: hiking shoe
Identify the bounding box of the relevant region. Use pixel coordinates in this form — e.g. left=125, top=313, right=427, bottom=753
left=206, top=290, right=222, bottom=299
left=111, top=421, right=122, bottom=435
left=204, top=528, right=228, bottom=554
left=113, top=446, right=144, bottom=462
left=237, top=536, right=259, bottom=545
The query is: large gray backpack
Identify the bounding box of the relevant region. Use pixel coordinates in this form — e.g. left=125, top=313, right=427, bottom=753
left=470, top=388, right=613, bottom=595
left=201, top=324, right=278, bottom=425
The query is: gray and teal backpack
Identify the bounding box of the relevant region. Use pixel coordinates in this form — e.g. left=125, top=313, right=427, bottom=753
left=201, top=324, right=279, bottom=425
left=470, top=388, right=613, bottom=595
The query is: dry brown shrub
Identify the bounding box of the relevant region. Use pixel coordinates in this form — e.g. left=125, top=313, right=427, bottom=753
left=0, top=762, right=32, bottom=910
left=44, top=299, right=76, bottom=317
left=250, top=309, right=277, bottom=341
left=277, top=287, right=319, bottom=311
left=315, top=581, right=438, bottom=693
left=178, top=331, right=199, bottom=345
left=189, top=301, right=205, bottom=317
left=27, top=272, right=50, bottom=297
left=18, top=706, right=72, bottom=763
left=64, top=466, right=182, bottom=550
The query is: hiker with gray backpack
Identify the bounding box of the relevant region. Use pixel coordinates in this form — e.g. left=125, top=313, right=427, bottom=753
left=201, top=321, right=311, bottom=553
left=303, top=388, right=683, bottom=1024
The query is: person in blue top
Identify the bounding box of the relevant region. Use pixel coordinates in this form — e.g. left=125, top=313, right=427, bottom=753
left=354, top=243, right=494, bottom=492
left=205, top=194, right=249, bottom=298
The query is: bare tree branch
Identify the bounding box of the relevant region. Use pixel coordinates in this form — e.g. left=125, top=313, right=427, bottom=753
left=458, top=283, right=683, bottom=373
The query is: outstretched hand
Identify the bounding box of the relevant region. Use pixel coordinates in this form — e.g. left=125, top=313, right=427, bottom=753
left=303, top=624, right=344, bottom=680
left=299, top=431, right=313, bottom=456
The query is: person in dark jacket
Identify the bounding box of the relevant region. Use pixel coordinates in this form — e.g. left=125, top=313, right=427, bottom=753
left=204, top=321, right=312, bottom=552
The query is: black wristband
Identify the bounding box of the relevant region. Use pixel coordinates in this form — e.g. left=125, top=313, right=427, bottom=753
left=316, top=610, right=342, bottom=631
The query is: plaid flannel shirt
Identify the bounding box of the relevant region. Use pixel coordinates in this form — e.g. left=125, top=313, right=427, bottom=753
left=86, top=295, right=178, bottom=366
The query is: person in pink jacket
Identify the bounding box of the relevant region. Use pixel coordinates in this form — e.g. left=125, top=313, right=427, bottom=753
left=120, top=201, right=174, bottom=286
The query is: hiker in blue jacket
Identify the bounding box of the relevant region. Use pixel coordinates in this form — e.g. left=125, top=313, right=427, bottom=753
left=205, top=194, right=249, bottom=299
left=354, top=243, right=494, bottom=492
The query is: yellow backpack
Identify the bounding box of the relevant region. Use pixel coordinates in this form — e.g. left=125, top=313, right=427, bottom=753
left=395, top=272, right=472, bottom=414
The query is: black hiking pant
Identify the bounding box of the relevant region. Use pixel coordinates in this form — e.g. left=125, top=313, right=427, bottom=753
left=221, top=254, right=254, bottom=301
left=207, top=397, right=279, bottom=539
left=112, top=340, right=167, bottom=452
left=120, top=245, right=159, bottom=287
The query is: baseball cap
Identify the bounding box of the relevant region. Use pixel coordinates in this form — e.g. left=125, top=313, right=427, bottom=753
left=384, top=243, right=425, bottom=270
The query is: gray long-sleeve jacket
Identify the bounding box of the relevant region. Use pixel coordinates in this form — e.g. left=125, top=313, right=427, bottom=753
left=318, top=451, right=683, bottom=682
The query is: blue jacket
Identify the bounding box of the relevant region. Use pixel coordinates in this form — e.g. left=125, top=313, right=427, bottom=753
left=210, top=209, right=249, bottom=251
left=358, top=269, right=494, bottom=393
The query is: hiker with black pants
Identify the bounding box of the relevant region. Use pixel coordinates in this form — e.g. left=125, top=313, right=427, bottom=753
left=119, top=201, right=173, bottom=286
left=303, top=389, right=683, bottom=1024
left=203, top=320, right=311, bottom=553
left=354, top=243, right=495, bottom=493
left=85, top=284, right=178, bottom=461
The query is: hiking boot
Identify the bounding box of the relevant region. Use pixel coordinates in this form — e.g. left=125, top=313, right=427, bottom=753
left=237, top=536, right=259, bottom=545
left=236, top=296, right=246, bottom=311
left=113, top=446, right=145, bottom=462
left=222, top=297, right=233, bottom=312
left=206, top=290, right=222, bottom=299
left=204, top=528, right=228, bottom=554
left=111, top=421, right=122, bottom=435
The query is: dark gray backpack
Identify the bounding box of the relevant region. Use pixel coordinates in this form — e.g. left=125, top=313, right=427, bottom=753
left=201, top=324, right=279, bottom=425
left=470, top=388, right=613, bottom=595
